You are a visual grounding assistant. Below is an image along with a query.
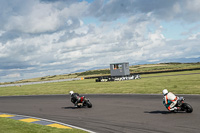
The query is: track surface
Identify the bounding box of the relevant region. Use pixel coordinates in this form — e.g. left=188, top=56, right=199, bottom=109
left=0, top=94, right=200, bottom=133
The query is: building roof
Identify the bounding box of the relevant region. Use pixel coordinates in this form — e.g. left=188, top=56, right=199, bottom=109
left=110, top=62, right=129, bottom=65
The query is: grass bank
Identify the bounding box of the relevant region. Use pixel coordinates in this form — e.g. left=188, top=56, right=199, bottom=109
left=0, top=117, right=86, bottom=133
left=0, top=70, right=200, bottom=96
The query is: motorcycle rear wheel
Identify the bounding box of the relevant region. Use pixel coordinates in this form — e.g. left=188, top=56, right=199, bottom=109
left=182, top=103, right=193, bottom=113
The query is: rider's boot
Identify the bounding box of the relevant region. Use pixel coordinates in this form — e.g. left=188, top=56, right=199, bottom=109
left=173, top=107, right=181, bottom=112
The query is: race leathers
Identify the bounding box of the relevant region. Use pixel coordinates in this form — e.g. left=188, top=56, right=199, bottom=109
left=163, top=92, right=178, bottom=111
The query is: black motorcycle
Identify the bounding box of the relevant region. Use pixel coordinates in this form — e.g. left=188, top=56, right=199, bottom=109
left=76, top=96, right=92, bottom=108
left=175, top=97, right=193, bottom=113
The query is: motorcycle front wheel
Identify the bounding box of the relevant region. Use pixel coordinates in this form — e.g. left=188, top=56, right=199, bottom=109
left=86, top=100, right=92, bottom=108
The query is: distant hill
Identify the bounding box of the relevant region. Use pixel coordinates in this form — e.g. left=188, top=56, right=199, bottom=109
left=1, top=62, right=200, bottom=85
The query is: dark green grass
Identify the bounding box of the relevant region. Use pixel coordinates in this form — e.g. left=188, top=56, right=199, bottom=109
left=0, top=117, right=87, bottom=133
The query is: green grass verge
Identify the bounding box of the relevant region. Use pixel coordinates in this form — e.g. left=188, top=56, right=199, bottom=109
left=0, top=117, right=86, bottom=133
left=0, top=70, right=200, bottom=96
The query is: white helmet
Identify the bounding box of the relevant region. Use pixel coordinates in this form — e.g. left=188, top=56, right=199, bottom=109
left=69, top=91, right=74, bottom=95
left=162, top=89, right=168, bottom=96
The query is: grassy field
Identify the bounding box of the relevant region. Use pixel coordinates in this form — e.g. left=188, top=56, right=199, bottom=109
left=1, top=63, right=200, bottom=85
left=0, top=117, right=86, bottom=133
left=0, top=70, right=200, bottom=96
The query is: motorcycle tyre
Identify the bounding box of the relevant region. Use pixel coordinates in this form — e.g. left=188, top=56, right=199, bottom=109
left=182, top=103, right=193, bottom=113
left=86, top=101, right=92, bottom=108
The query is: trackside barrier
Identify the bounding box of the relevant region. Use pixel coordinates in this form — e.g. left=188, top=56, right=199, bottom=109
left=96, top=74, right=141, bottom=82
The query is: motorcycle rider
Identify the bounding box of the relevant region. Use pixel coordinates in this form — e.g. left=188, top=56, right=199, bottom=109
left=162, top=89, right=180, bottom=112
left=69, top=91, right=84, bottom=107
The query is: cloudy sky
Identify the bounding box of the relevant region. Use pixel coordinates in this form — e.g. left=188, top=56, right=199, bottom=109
left=0, top=0, right=200, bottom=82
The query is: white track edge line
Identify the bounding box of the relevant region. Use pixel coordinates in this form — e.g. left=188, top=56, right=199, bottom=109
left=0, top=112, right=96, bottom=133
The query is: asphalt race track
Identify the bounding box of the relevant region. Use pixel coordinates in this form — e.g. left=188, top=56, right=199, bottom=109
left=0, top=94, right=200, bottom=133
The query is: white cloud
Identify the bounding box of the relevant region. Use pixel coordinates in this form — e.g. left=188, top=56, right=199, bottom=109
left=0, top=0, right=200, bottom=82
left=3, top=73, right=21, bottom=78
left=2, top=0, right=89, bottom=34
left=188, top=32, right=200, bottom=40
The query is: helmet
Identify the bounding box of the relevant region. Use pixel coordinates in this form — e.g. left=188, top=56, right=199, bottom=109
left=162, top=89, right=168, bottom=96
left=69, top=91, right=74, bottom=95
